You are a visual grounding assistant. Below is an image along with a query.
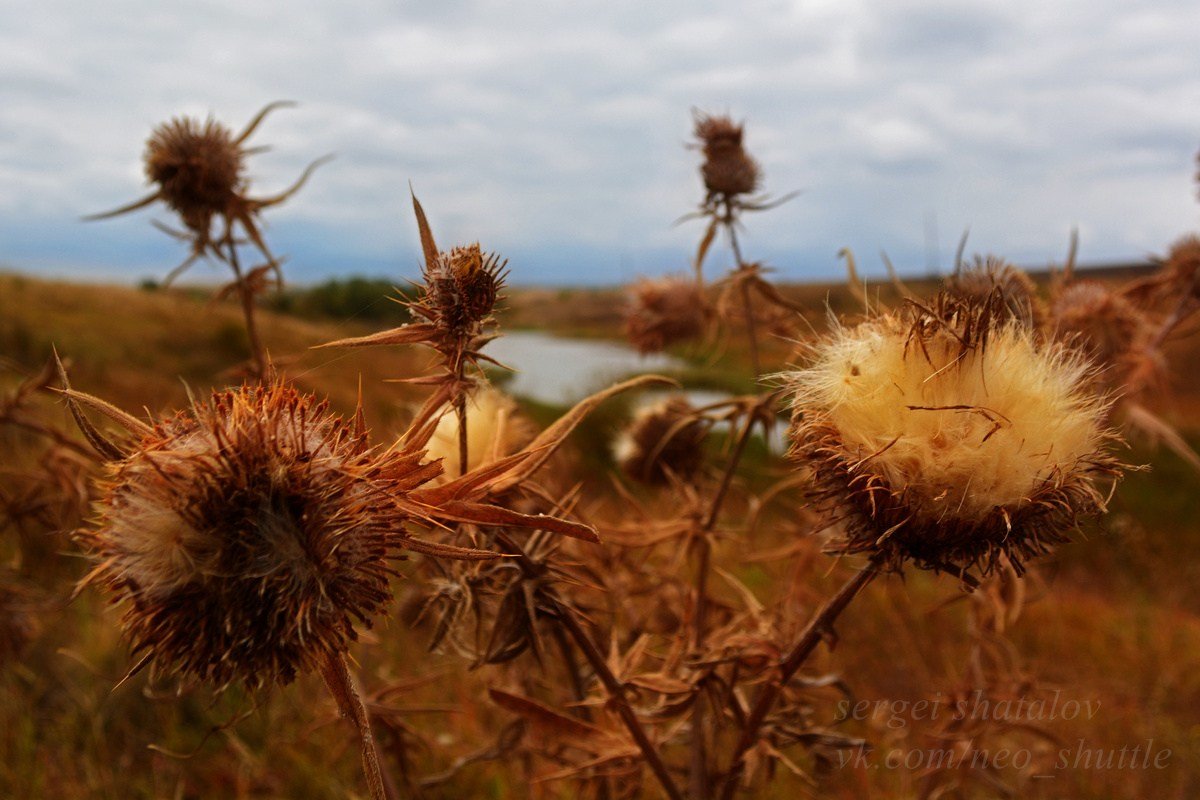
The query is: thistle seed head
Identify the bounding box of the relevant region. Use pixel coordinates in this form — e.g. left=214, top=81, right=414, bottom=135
left=625, top=276, right=710, bottom=354
left=80, top=383, right=439, bottom=690
left=693, top=112, right=761, bottom=199
left=615, top=397, right=708, bottom=486
left=144, top=116, right=244, bottom=234
left=784, top=294, right=1120, bottom=575
left=425, top=387, right=533, bottom=481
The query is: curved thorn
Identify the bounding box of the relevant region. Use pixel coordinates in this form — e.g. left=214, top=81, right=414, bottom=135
left=838, top=247, right=868, bottom=308
left=411, top=186, right=440, bottom=272
left=83, top=191, right=161, bottom=221
left=880, top=250, right=915, bottom=299
left=1064, top=226, right=1079, bottom=282
left=234, top=100, right=297, bottom=145
left=252, top=153, right=334, bottom=209
left=954, top=227, right=970, bottom=276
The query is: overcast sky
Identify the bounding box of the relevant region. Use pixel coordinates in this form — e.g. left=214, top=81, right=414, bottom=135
left=2, top=0, right=1199, bottom=286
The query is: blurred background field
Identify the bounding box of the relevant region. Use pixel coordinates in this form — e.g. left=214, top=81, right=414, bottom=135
left=2, top=269, right=1197, bottom=798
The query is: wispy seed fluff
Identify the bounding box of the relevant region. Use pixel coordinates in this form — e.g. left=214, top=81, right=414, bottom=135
left=80, top=384, right=439, bottom=690
left=424, top=387, right=533, bottom=482
left=784, top=294, right=1121, bottom=575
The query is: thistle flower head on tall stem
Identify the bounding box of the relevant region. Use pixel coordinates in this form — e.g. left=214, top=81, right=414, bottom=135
left=86, top=102, right=328, bottom=288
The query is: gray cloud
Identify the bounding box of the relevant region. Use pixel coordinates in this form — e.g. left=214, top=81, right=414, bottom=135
left=1, top=0, right=1198, bottom=285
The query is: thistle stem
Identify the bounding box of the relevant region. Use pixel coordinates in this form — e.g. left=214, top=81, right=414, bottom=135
left=454, top=391, right=469, bottom=478
left=704, top=411, right=757, bottom=531
left=720, top=206, right=760, bottom=377
left=689, top=410, right=757, bottom=798
left=320, top=652, right=394, bottom=800
left=491, top=532, right=684, bottom=800
left=688, top=532, right=712, bottom=800
left=716, top=556, right=882, bottom=800
left=223, top=233, right=267, bottom=380
left=556, top=607, right=686, bottom=800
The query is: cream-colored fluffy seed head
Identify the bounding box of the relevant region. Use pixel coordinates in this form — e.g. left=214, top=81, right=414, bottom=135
left=425, top=387, right=531, bottom=481
left=785, top=294, right=1120, bottom=574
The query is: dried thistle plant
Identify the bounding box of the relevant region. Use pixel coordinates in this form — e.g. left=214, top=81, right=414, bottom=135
left=686, top=111, right=798, bottom=374
left=614, top=397, right=708, bottom=486
left=323, top=194, right=506, bottom=477
left=625, top=276, right=711, bottom=355
left=76, top=383, right=431, bottom=690
left=88, top=102, right=328, bottom=378
left=784, top=293, right=1121, bottom=576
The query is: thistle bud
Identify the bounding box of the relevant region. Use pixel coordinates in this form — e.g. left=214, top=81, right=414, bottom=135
left=784, top=294, right=1120, bottom=575
left=424, top=243, right=505, bottom=343
left=694, top=113, right=761, bottom=199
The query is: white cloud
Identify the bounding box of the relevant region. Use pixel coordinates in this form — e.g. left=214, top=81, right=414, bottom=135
left=0, top=0, right=1198, bottom=284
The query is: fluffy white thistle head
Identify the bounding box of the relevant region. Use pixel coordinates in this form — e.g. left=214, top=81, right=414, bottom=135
left=784, top=294, right=1121, bottom=576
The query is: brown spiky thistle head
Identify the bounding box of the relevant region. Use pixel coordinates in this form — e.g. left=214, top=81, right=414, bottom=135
left=78, top=383, right=440, bottom=690
left=948, top=255, right=1045, bottom=328
left=784, top=293, right=1121, bottom=576
left=625, top=275, right=711, bottom=354
left=321, top=196, right=506, bottom=398
left=1163, top=234, right=1200, bottom=300
left=88, top=102, right=327, bottom=285
left=143, top=116, right=244, bottom=235
left=615, top=397, right=708, bottom=486
left=693, top=112, right=761, bottom=200
left=418, top=241, right=506, bottom=360
left=1050, top=280, right=1152, bottom=378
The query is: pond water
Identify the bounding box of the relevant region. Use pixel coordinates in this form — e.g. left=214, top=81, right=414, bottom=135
left=485, top=330, right=684, bottom=405
left=484, top=331, right=785, bottom=451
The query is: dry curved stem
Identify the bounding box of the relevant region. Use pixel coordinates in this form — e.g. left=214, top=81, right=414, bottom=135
left=320, top=652, right=395, bottom=800
left=716, top=555, right=883, bottom=799
left=488, top=532, right=685, bottom=800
